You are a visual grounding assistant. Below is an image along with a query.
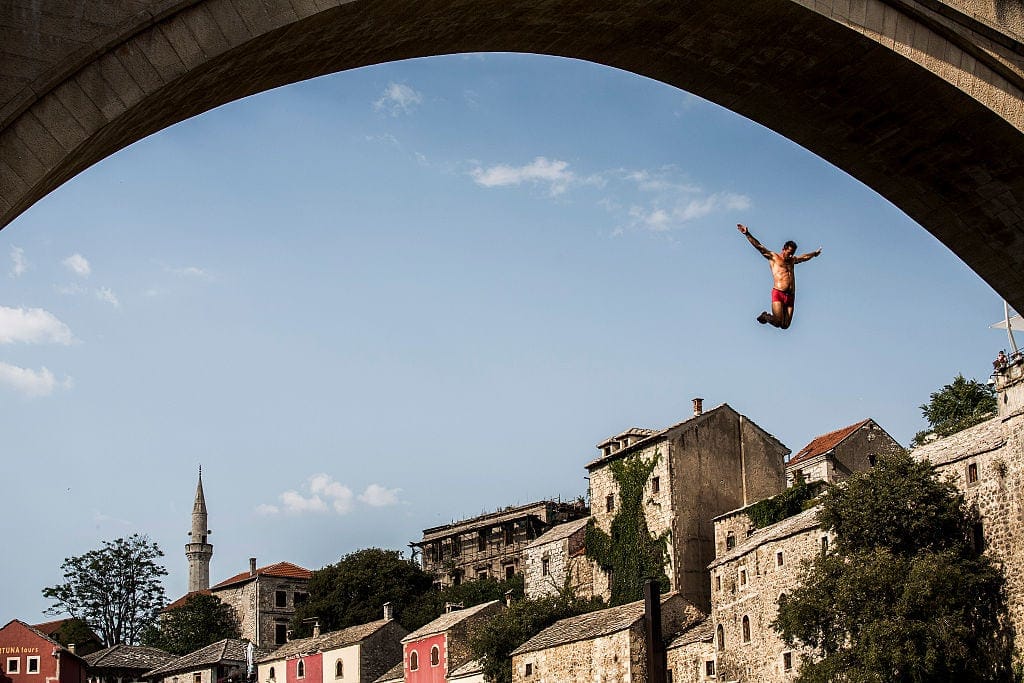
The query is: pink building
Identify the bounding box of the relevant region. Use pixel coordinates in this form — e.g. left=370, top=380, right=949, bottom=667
left=400, top=602, right=501, bottom=683
left=0, top=620, right=87, bottom=683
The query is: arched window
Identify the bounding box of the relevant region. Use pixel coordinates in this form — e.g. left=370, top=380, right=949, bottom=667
left=716, top=624, right=725, bottom=650
left=430, top=645, right=440, bottom=666
left=742, top=616, right=751, bottom=643
left=410, top=651, right=419, bottom=671
left=297, top=661, right=305, bottom=679
left=335, top=660, right=343, bottom=678
left=268, top=668, right=275, bottom=682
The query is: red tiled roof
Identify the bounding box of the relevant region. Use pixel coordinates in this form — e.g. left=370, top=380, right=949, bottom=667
left=32, top=618, right=72, bottom=634
left=163, top=590, right=211, bottom=612
left=787, top=419, right=872, bottom=467
left=211, top=562, right=312, bottom=590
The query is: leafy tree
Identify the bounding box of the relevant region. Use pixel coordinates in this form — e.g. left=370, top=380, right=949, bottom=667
left=291, top=548, right=434, bottom=636
left=48, top=618, right=103, bottom=656
left=585, top=451, right=670, bottom=605
left=773, top=450, right=1013, bottom=682
left=401, top=574, right=524, bottom=631
left=469, top=583, right=604, bottom=683
left=746, top=472, right=823, bottom=529
left=912, top=373, right=997, bottom=446
left=42, top=534, right=168, bottom=646
left=142, top=593, right=240, bottom=655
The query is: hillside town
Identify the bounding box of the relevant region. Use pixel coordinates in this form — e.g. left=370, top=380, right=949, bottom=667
left=3, top=357, right=1022, bottom=683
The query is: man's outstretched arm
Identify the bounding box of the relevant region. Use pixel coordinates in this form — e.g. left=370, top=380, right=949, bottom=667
left=737, top=224, right=772, bottom=259
left=793, top=248, right=823, bottom=263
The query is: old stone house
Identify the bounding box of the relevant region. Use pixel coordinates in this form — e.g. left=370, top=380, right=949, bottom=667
left=785, top=418, right=900, bottom=486
left=400, top=601, right=502, bottom=683
left=412, top=501, right=587, bottom=588
left=665, top=618, right=714, bottom=683
left=256, top=608, right=406, bottom=683
left=509, top=593, right=703, bottom=683
left=521, top=518, right=590, bottom=600
left=586, top=400, right=790, bottom=611
left=0, top=620, right=88, bottom=683
left=144, top=639, right=271, bottom=683
left=84, top=645, right=175, bottom=683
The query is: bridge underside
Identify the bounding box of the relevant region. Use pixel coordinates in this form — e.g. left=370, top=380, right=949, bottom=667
left=1, top=0, right=1023, bottom=310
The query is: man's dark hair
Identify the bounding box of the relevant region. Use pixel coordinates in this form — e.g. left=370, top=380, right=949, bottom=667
left=784, top=240, right=797, bottom=252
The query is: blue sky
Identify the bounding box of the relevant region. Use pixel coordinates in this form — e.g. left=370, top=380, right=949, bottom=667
left=0, top=53, right=1007, bottom=625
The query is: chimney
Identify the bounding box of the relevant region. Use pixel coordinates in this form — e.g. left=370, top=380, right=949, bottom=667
left=312, top=621, right=320, bottom=638
left=383, top=602, right=394, bottom=622
left=67, top=644, right=76, bottom=654
left=249, top=558, right=257, bottom=576
left=444, top=602, right=463, bottom=614
left=692, top=397, right=703, bottom=416
left=504, top=590, right=514, bottom=608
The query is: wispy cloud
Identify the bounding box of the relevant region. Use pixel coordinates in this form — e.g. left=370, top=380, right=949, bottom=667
left=96, top=287, right=120, bottom=308
left=374, top=83, right=423, bottom=116
left=93, top=510, right=132, bottom=526
left=0, top=306, right=75, bottom=345
left=626, top=192, right=751, bottom=232
left=471, top=157, right=576, bottom=196
left=9, top=246, right=27, bottom=278
left=63, top=253, right=91, bottom=277
left=358, top=484, right=402, bottom=507
left=0, top=362, right=70, bottom=398
left=166, top=266, right=214, bottom=281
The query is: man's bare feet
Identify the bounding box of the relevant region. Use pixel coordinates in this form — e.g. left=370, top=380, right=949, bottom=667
left=757, top=311, right=770, bottom=324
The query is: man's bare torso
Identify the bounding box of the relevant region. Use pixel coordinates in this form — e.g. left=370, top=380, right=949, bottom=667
left=769, top=253, right=796, bottom=292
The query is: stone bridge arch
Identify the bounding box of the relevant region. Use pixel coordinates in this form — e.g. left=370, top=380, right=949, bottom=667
left=2, top=0, right=1023, bottom=309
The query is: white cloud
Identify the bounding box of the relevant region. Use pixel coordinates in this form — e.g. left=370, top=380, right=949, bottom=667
left=166, top=266, right=213, bottom=281
left=358, top=484, right=402, bottom=507
left=626, top=192, right=752, bottom=233
left=63, top=253, right=91, bottom=277
left=0, top=362, right=60, bottom=397
left=310, top=473, right=354, bottom=514
left=96, top=287, right=120, bottom=308
left=471, top=157, right=575, bottom=196
left=263, top=474, right=355, bottom=515
left=280, top=490, right=328, bottom=514
left=0, top=306, right=75, bottom=344
left=9, top=246, right=27, bottom=278
left=374, top=83, right=423, bottom=116
left=256, top=503, right=280, bottom=516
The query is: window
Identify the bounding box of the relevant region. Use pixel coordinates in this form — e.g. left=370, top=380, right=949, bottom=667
left=783, top=651, right=793, bottom=671
left=968, top=463, right=979, bottom=483
left=505, top=565, right=515, bottom=580
left=776, top=551, right=784, bottom=567
left=194, top=673, right=202, bottom=683
left=269, top=667, right=276, bottom=681
left=335, top=660, right=343, bottom=678
left=477, top=568, right=489, bottom=580
left=716, top=624, right=725, bottom=650
left=7, top=658, right=19, bottom=674
left=294, top=592, right=308, bottom=606
left=524, top=663, right=533, bottom=677
left=666, top=668, right=673, bottom=683
left=973, top=521, right=986, bottom=552
left=821, top=535, right=829, bottom=553
left=739, top=568, right=747, bottom=587
left=27, top=657, right=39, bottom=674
left=742, top=615, right=751, bottom=643
left=726, top=532, right=735, bottom=550
left=651, top=476, right=660, bottom=494
left=542, top=558, right=550, bottom=576
left=430, top=645, right=440, bottom=667
left=504, top=526, right=514, bottom=545
left=478, top=530, right=487, bottom=551
left=297, top=661, right=305, bottom=679
left=275, top=590, right=287, bottom=607
left=868, top=454, right=877, bottom=466
left=715, top=574, right=721, bottom=591
left=275, top=624, right=288, bottom=645
left=452, top=537, right=461, bottom=556
left=410, top=652, right=419, bottom=671
left=606, top=494, right=615, bottom=512
left=705, top=660, right=716, bottom=677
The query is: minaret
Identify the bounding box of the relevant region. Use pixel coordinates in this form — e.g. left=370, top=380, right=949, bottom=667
left=186, top=467, right=214, bottom=593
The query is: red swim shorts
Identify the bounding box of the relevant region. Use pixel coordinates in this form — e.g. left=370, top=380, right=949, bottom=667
left=772, top=288, right=794, bottom=306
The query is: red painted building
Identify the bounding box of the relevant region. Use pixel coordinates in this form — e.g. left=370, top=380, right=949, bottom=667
left=0, top=620, right=87, bottom=683
left=401, top=602, right=501, bottom=683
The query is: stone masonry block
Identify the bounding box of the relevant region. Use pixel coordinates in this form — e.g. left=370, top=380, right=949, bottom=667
left=74, top=63, right=128, bottom=122
left=203, top=0, right=255, bottom=47
left=12, top=110, right=64, bottom=168
left=114, top=41, right=168, bottom=96
left=227, top=0, right=300, bottom=38
left=31, top=90, right=85, bottom=151
left=134, top=20, right=188, bottom=83
left=52, top=79, right=107, bottom=136
left=180, top=5, right=235, bottom=60
left=97, top=50, right=146, bottom=110
left=0, top=130, right=46, bottom=184
left=160, top=16, right=208, bottom=70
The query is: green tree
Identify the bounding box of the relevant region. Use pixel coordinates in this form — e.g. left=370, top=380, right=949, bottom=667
left=48, top=618, right=103, bottom=656
left=291, top=548, right=434, bottom=636
left=912, top=373, right=997, bottom=446
left=469, top=585, right=604, bottom=683
left=585, top=451, right=670, bottom=605
left=772, top=450, right=1013, bottom=682
left=401, top=574, right=524, bottom=631
left=142, top=593, right=240, bottom=655
left=42, top=534, right=168, bottom=646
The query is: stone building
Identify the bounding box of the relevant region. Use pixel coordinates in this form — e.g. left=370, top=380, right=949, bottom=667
left=913, top=356, right=1024, bottom=644
left=785, top=418, right=900, bottom=486
left=665, top=618, right=714, bottom=683
left=521, top=518, right=590, bottom=600
left=256, top=608, right=406, bottom=683
left=85, top=645, right=175, bottom=683
left=586, top=400, right=789, bottom=611
left=400, top=601, right=502, bottom=683
left=412, top=501, right=587, bottom=588
left=144, top=640, right=271, bottom=683
left=209, top=560, right=313, bottom=649
left=509, top=593, right=703, bottom=683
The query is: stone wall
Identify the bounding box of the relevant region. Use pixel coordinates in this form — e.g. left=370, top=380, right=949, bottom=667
left=522, top=525, right=592, bottom=600
left=359, top=621, right=407, bottom=683
left=511, top=629, right=635, bottom=683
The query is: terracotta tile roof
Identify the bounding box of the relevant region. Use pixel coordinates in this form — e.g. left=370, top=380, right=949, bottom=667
left=163, top=590, right=212, bottom=612
left=145, top=639, right=272, bottom=678
left=526, top=517, right=590, bottom=549
left=402, top=601, right=501, bottom=642
left=708, top=507, right=821, bottom=569
left=84, top=644, right=175, bottom=670
left=787, top=419, right=872, bottom=468
left=258, top=620, right=399, bottom=663
left=372, top=660, right=404, bottom=683
left=211, top=562, right=312, bottom=590
left=3, top=621, right=86, bottom=664
left=912, top=415, right=1006, bottom=467
left=32, top=618, right=72, bottom=634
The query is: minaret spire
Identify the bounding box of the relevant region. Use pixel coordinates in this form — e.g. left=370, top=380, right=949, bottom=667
left=186, top=466, right=214, bottom=592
